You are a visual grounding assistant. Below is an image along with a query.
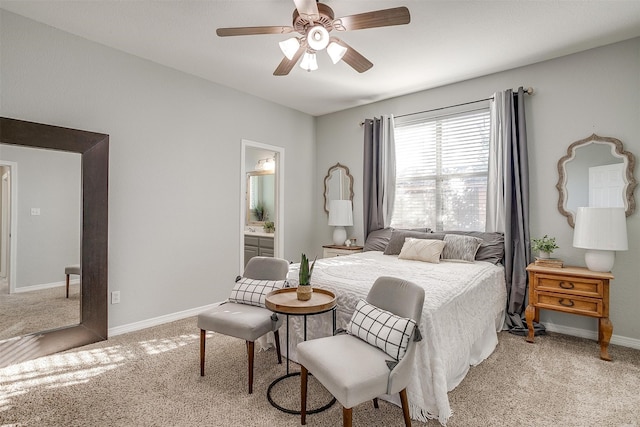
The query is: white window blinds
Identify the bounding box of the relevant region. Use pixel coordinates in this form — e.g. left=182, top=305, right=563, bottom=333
left=390, top=106, right=491, bottom=231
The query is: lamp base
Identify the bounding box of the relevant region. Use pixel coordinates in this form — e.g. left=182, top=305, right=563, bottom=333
left=584, top=250, right=615, bottom=272
left=332, top=226, right=347, bottom=246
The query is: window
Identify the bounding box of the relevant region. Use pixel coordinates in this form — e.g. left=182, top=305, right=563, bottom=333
left=390, top=105, right=491, bottom=231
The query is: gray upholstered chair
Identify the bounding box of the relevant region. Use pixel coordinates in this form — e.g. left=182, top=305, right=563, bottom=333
left=197, top=256, right=289, bottom=394
left=298, top=276, right=425, bottom=427
left=64, top=264, right=80, bottom=298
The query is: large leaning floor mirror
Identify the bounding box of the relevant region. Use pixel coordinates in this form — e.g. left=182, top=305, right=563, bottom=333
left=0, top=117, right=108, bottom=367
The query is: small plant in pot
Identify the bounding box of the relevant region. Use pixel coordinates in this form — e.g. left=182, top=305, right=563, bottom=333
left=263, top=221, right=275, bottom=233
left=297, top=253, right=316, bottom=301
left=532, top=235, right=559, bottom=259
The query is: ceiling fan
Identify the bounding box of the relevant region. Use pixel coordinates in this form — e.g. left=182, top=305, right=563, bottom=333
left=216, top=0, right=410, bottom=76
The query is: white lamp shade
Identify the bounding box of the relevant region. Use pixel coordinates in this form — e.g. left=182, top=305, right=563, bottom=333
left=328, top=200, right=353, bottom=226
left=299, top=52, right=318, bottom=71
left=573, top=207, right=628, bottom=251
left=327, top=41, right=347, bottom=64
left=279, top=37, right=300, bottom=60
left=307, top=26, right=330, bottom=51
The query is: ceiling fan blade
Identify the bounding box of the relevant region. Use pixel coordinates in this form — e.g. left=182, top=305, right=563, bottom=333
left=273, top=45, right=306, bottom=76
left=333, top=7, right=410, bottom=31
left=216, top=26, right=294, bottom=37
left=293, top=0, right=320, bottom=21
left=333, top=39, right=373, bottom=73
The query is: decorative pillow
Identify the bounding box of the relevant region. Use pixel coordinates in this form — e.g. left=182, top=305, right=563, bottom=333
left=425, top=231, right=505, bottom=264
left=398, top=238, right=445, bottom=263
left=364, top=228, right=393, bottom=252
left=347, top=299, right=417, bottom=361
left=441, top=234, right=483, bottom=262
left=383, top=229, right=433, bottom=255
left=228, top=277, right=288, bottom=308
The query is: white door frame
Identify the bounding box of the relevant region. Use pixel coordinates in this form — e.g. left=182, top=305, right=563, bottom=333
left=0, top=160, right=18, bottom=293
left=240, top=140, right=285, bottom=274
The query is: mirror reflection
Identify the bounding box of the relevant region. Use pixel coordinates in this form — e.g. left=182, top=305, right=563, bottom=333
left=557, top=134, right=637, bottom=227
left=246, top=171, right=275, bottom=224
left=0, top=144, right=81, bottom=340
left=323, top=163, right=354, bottom=214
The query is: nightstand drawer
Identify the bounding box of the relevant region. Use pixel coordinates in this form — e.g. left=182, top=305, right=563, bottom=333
left=536, top=292, right=603, bottom=317
left=535, top=274, right=603, bottom=298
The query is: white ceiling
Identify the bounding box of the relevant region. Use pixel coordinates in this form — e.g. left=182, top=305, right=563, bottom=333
left=2, top=1, right=640, bottom=116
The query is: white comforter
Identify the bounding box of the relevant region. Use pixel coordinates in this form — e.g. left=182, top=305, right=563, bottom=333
left=277, top=251, right=506, bottom=425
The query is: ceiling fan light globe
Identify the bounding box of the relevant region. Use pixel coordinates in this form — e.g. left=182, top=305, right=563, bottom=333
left=300, top=52, right=318, bottom=72
left=279, top=37, right=300, bottom=60
left=327, top=41, right=347, bottom=64
left=307, top=25, right=330, bottom=51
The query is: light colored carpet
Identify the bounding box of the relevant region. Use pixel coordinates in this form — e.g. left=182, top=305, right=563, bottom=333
left=1, top=317, right=639, bottom=427
left=0, top=279, right=80, bottom=340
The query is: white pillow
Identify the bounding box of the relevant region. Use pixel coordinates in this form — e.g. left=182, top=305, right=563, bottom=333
left=228, top=277, right=288, bottom=308
left=347, top=299, right=417, bottom=361
left=398, top=238, right=445, bottom=263
left=441, top=234, right=482, bottom=262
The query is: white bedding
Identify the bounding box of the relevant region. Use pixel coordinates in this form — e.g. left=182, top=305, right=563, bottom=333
left=270, top=251, right=506, bottom=424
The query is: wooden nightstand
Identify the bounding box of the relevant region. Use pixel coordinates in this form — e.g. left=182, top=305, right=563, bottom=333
left=525, top=263, right=614, bottom=361
left=322, top=245, right=364, bottom=258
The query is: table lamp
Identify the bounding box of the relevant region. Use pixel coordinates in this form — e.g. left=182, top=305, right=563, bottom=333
left=573, top=207, right=628, bottom=272
left=328, top=200, right=353, bottom=246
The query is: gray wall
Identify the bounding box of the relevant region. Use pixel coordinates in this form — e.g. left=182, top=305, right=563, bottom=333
left=315, top=38, right=640, bottom=345
left=1, top=10, right=317, bottom=328
left=0, top=145, right=81, bottom=288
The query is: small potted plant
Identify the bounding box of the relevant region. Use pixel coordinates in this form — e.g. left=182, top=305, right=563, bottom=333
left=263, top=221, right=275, bottom=233
left=297, top=253, right=316, bottom=301
left=532, top=235, right=559, bottom=259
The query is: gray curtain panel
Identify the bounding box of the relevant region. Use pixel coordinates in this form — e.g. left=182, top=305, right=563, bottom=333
left=502, top=87, right=534, bottom=331
left=363, top=115, right=396, bottom=240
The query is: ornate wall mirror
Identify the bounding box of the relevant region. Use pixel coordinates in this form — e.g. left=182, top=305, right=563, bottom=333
left=557, top=133, right=637, bottom=227
left=0, top=117, right=108, bottom=367
left=246, top=170, right=275, bottom=225
left=323, top=163, right=354, bottom=214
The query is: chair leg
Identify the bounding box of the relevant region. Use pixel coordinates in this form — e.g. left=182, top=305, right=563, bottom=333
left=274, top=330, right=282, bottom=364
left=301, top=365, right=308, bottom=425
left=342, top=407, right=353, bottom=427
left=247, top=341, right=254, bottom=394
left=66, top=274, right=70, bottom=298
left=373, top=398, right=379, bottom=409
left=399, top=388, right=411, bottom=427
left=200, top=329, right=206, bottom=376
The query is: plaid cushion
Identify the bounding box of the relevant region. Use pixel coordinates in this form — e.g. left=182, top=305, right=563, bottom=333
left=347, top=299, right=417, bottom=361
left=228, top=277, right=288, bottom=308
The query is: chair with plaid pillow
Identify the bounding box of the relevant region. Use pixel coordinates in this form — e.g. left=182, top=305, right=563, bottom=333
left=297, top=276, right=425, bottom=426
left=198, top=256, right=289, bottom=394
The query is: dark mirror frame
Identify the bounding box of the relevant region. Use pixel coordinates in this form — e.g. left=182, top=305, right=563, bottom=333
left=0, top=117, right=108, bottom=367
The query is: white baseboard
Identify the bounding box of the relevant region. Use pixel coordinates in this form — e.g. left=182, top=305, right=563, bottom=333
left=14, top=279, right=79, bottom=293
left=542, top=322, right=640, bottom=350
left=108, top=301, right=224, bottom=337
left=107, top=303, right=640, bottom=351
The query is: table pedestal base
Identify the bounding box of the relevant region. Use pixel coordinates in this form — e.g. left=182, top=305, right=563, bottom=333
left=267, top=372, right=336, bottom=415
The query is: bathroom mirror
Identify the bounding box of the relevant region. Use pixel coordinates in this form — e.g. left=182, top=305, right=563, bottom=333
left=0, top=117, right=108, bottom=367
left=246, top=171, right=275, bottom=225
left=557, top=134, right=637, bottom=227
left=323, top=163, right=354, bottom=214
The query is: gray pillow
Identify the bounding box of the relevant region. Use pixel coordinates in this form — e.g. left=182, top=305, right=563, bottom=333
left=364, top=228, right=393, bottom=252
left=383, top=229, right=433, bottom=255
left=428, top=231, right=505, bottom=264
left=441, top=234, right=483, bottom=262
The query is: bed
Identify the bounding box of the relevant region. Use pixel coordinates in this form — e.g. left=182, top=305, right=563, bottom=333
left=270, top=229, right=507, bottom=425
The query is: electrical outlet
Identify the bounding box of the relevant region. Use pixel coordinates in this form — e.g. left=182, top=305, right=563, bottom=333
left=111, top=291, right=120, bottom=304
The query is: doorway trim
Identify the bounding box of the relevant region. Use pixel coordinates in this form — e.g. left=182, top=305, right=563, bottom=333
left=240, top=140, right=285, bottom=274
left=0, top=160, right=18, bottom=294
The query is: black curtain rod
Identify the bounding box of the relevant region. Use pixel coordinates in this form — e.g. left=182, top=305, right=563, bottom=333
left=360, top=86, right=533, bottom=126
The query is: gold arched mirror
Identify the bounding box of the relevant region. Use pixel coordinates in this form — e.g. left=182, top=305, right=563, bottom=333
left=557, top=134, right=637, bottom=227
left=323, top=163, right=354, bottom=214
